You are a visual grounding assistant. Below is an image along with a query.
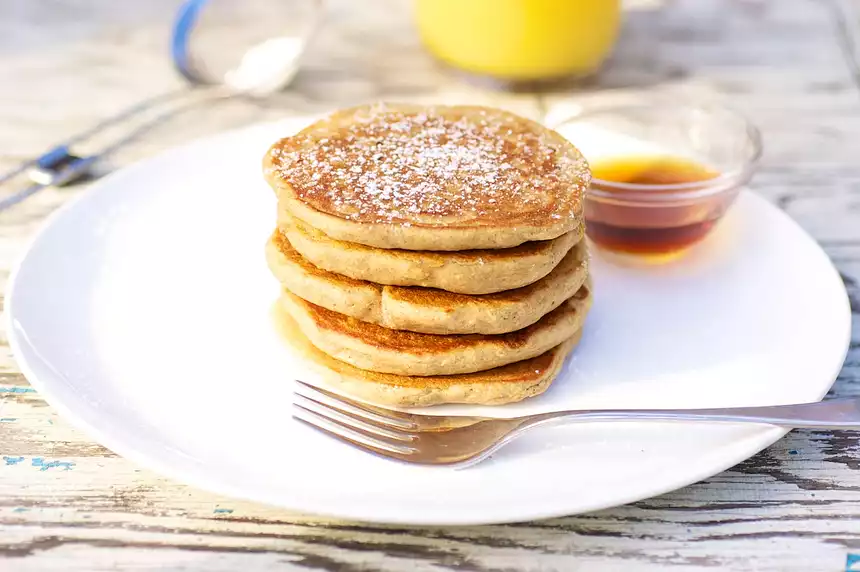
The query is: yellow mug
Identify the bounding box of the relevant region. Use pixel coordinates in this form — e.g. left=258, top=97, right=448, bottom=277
left=415, top=0, right=621, bottom=83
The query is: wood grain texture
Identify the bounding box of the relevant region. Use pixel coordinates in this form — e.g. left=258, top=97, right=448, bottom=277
left=0, top=0, right=859, bottom=570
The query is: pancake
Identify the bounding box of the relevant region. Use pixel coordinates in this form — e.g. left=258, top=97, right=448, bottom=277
left=266, top=230, right=589, bottom=334
left=263, top=103, right=590, bottom=251
left=278, top=285, right=592, bottom=376
left=279, top=212, right=581, bottom=295
left=274, top=307, right=582, bottom=407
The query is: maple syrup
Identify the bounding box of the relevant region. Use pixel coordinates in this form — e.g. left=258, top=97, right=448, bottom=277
left=584, top=155, right=735, bottom=258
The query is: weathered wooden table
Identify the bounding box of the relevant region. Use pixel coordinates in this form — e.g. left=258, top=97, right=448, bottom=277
left=1, top=0, right=858, bottom=570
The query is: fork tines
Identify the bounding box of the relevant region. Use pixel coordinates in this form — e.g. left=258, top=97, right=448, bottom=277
left=292, top=381, right=421, bottom=460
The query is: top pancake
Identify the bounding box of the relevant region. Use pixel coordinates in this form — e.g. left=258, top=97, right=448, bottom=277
left=263, top=103, right=591, bottom=251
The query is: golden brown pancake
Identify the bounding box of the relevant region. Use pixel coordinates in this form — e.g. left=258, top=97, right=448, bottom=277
left=278, top=285, right=592, bottom=376
left=263, top=103, right=590, bottom=251
left=265, top=230, right=589, bottom=334
left=279, top=213, right=581, bottom=295
left=274, top=307, right=582, bottom=407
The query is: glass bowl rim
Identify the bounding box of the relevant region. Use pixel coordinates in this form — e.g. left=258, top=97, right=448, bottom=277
left=551, top=99, right=763, bottom=201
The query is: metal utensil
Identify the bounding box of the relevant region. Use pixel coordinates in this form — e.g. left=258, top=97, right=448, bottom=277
left=292, top=380, right=860, bottom=469
left=0, top=0, right=321, bottom=212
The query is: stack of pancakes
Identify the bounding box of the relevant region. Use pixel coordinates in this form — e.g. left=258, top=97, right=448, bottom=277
left=263, top=103, right=592, bottom=407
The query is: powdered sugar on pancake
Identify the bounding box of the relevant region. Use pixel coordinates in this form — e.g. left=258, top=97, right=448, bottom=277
left=266, top=105, right=589, bottom=228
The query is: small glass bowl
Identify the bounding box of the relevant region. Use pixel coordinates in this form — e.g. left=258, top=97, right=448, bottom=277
left=552, top=100, right=762, bottom=262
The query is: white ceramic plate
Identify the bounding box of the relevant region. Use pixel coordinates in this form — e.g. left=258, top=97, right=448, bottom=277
left=6, top=117, right=850, bottom=525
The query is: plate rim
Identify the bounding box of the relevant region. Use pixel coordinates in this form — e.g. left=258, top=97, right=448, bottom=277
left=4, top=118, right=852, bottom=525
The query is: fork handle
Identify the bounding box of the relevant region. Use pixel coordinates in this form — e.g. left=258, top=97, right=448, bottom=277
left=524, top=399, right=860, bottom=430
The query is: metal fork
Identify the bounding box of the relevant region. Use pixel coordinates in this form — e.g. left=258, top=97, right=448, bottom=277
left=292, top=380, right=860, bottom=469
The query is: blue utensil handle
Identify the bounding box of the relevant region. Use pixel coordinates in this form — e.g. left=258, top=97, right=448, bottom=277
left=171, top=0, right=212, bottom=85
